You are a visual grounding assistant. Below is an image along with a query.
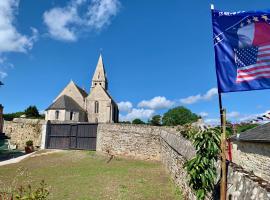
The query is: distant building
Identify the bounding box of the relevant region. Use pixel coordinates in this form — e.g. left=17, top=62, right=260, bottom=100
left=230, top=123, right=270, bottom=182
left=45, top=54, right=119, bottom=123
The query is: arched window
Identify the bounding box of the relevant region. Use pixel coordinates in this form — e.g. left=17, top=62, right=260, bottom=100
left=95, top=101, right=99, bottom=113
left=55, top=110, right=59, bottom=120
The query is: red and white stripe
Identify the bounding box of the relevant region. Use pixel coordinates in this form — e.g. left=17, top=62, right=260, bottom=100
left=236, top=22, right=270, bottom=82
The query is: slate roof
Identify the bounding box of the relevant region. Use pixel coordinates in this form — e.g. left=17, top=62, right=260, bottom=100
left=46, top=95, right=85, bottom=112
left=74, top=84, right=88, bottom=98
left=231, top=122, right=270, bottom=143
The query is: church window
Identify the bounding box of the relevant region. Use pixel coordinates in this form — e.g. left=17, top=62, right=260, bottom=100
left=95, top=83, right=97, bottom=85
left=70, top=112, right=73, bottom=120
left=55, top=110, right=59, bottom=120
left=95, top=101, right=99, bottom=113
left=99, top=83, right=101, bottom=85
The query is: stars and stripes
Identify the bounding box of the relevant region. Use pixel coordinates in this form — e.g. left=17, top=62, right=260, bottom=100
left=235, top=45, right=270, bottom=82
left=234, top=15, right=270, bottom=82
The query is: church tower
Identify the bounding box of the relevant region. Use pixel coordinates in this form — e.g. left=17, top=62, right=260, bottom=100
left=91, top=54, right=108, bottom=90
left=86, top=54, right=119, bottom=123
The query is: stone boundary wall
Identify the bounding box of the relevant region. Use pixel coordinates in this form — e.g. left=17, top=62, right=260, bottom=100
left=227, top=162, right=270, bottom=199
left=160, top=129, right=197, bottom=199
left=97, top=123, right=162, bottom=160
left=97, top=123, right=197, bottom=199
left=3, top=118, right=46, bottom=149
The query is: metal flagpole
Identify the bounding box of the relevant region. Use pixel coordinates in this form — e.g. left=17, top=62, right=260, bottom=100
left=211, top=4, right=227, bottom=200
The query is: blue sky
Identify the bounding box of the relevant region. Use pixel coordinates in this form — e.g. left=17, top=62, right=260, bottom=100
left=1, top=0, right=270, bottom=123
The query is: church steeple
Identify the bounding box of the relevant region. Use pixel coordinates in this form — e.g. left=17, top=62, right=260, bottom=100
left=91, top=54, right=108, bottom=90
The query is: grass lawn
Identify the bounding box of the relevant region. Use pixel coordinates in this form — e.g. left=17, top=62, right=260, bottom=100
left=0, top=150, right=182, bottom=200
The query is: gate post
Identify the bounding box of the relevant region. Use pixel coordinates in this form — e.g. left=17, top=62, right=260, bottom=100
left=41, top=120, right=50, bottom=149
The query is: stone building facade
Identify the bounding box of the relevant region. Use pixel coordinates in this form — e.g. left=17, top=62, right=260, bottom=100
left=45, top=54, right=118, bottom=123
left=0, top=104, right=3, bottom=133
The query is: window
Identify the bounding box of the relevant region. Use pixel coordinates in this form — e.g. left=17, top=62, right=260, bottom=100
left=95, top=101, right=99, bottom=113
left=70, top=112, right=73, bottom=120
left=55, top=110, right=59, bottom=120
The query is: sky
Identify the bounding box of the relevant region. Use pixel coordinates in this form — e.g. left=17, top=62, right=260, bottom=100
left=1, top=0, right=270, bottom=124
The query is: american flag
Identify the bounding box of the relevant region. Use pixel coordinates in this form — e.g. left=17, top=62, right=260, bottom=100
left=233, top=16, right=270, bottom=83
left=235, top=44, right=270, bottom=82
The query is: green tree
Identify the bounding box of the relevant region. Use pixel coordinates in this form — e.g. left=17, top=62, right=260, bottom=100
left=132, top=118, right=145, bottom=124
left=3, top=112, right=24, bottom=121
left=24, top=106, right=40, bottom=118
left=185, top=128, right=221, bottom=200
left=162, top=106, right=199, bottom=126
left=149, top=115, right=161, bottom=126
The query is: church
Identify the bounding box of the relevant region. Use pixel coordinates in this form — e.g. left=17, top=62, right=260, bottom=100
left=45, top=55, right=119, bottom=123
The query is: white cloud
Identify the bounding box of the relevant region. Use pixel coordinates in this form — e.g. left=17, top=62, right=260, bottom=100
left=0, top=0, right=38, bottom=52
left=180, top=88, right=218, bottom=104
left=0, top=1, right=38, bottom=79
left=0, top=71, right=7, bottom=79
left=120, top=108, right=155, bottom=121
left=138, top=96, right=175, bottom=110
left=227, top=111, right=240, bottom=118
left=204, top=118, right=220, bottom=125
left=43, top=0, right=120, bottom=41
left=199, top=112, right=208, bottom=117
left=118, top=101, right=133, bottom=112
left=87, top=0, right=120, bottom=29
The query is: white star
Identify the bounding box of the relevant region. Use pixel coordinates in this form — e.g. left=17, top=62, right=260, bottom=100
left=247, top=19, right=252, bottom=24
left=253, top=16, right=259, bottom=22
left=262, top=15, right=269, bottom=21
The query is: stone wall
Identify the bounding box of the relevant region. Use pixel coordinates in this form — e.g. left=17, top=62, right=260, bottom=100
left=231, top=141, right=270, bottom=182
left=3, top=118, right=45, bottom=149
left=227, top=162, right=270, bottom=199
left=97, top=123, right=162, bottom=160
left=96, top=123, right=197, bottom=199
left=160, top=129, right=197, bottom=199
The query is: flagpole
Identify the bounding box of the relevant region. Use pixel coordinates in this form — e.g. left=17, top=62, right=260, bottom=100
left=218, top=92, right=227, bottom=200
left=211, top=4, right=227, bottom=200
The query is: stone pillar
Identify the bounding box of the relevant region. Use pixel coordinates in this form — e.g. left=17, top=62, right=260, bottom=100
left=0, top=104, right=3, bottom=133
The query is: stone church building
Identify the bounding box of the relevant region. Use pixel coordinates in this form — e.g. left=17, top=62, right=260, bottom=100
left=45, top=55, right=119, bottom=123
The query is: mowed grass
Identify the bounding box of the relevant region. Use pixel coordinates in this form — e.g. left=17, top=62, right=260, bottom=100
left=0, top=150, right=182, bottom=200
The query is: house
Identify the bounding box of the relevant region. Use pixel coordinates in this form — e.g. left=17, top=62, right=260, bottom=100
left=45, top=54, right=119, bottom=123
left=230, top=123, right=270, bottom=182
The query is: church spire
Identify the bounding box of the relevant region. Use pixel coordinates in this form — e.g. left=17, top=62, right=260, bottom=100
left=91, top=54, right=108, bottom=90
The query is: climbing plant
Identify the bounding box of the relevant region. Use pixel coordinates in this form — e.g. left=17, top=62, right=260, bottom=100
left=184, top=127, right=221, bottom=200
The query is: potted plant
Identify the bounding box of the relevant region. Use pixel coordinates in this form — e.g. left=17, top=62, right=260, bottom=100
left=25, top=140, right=34, bottom=154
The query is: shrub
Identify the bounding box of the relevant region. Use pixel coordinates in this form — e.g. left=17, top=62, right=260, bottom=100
left=132, top=118, right=145, bottom=124
left=184, top=128, right=221, bottom=200
left=26, top=140, right=33, bottom=147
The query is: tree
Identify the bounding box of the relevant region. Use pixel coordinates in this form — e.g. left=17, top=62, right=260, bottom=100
left=149, top=115, right=161, bottom=126
left=162, top=106, right=199, bottom=126
left=24, top=106, right=40, bottom=118
left=132, top=118, right=145, bottom=124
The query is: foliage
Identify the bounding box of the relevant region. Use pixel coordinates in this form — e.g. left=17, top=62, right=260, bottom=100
left=0, top=167, right=50, bottom=200
left=225, top=122, right=259, bottom=137
left=14, top=180, right=50, bottom=200
left=26, top=140, right=33, bottom=147
left=149, top=115, right=162, bottom=126
left=132, top=118, right=145, bottom=124
left=120, top=121, right=131, bottom=124
left=3, top=106, right=44, bottom=121
left=24, top=106, right=40, bottom=118
left=3, top=112, right=24, bottom=121
left=162, top=106, right=199, bottom=126
left=237, top=123, right=259, bottom=133
left=184, top=128, right=221, bottom=200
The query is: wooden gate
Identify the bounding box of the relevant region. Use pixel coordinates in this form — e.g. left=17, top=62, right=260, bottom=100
left=46, top=123, right=97, bottom=150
